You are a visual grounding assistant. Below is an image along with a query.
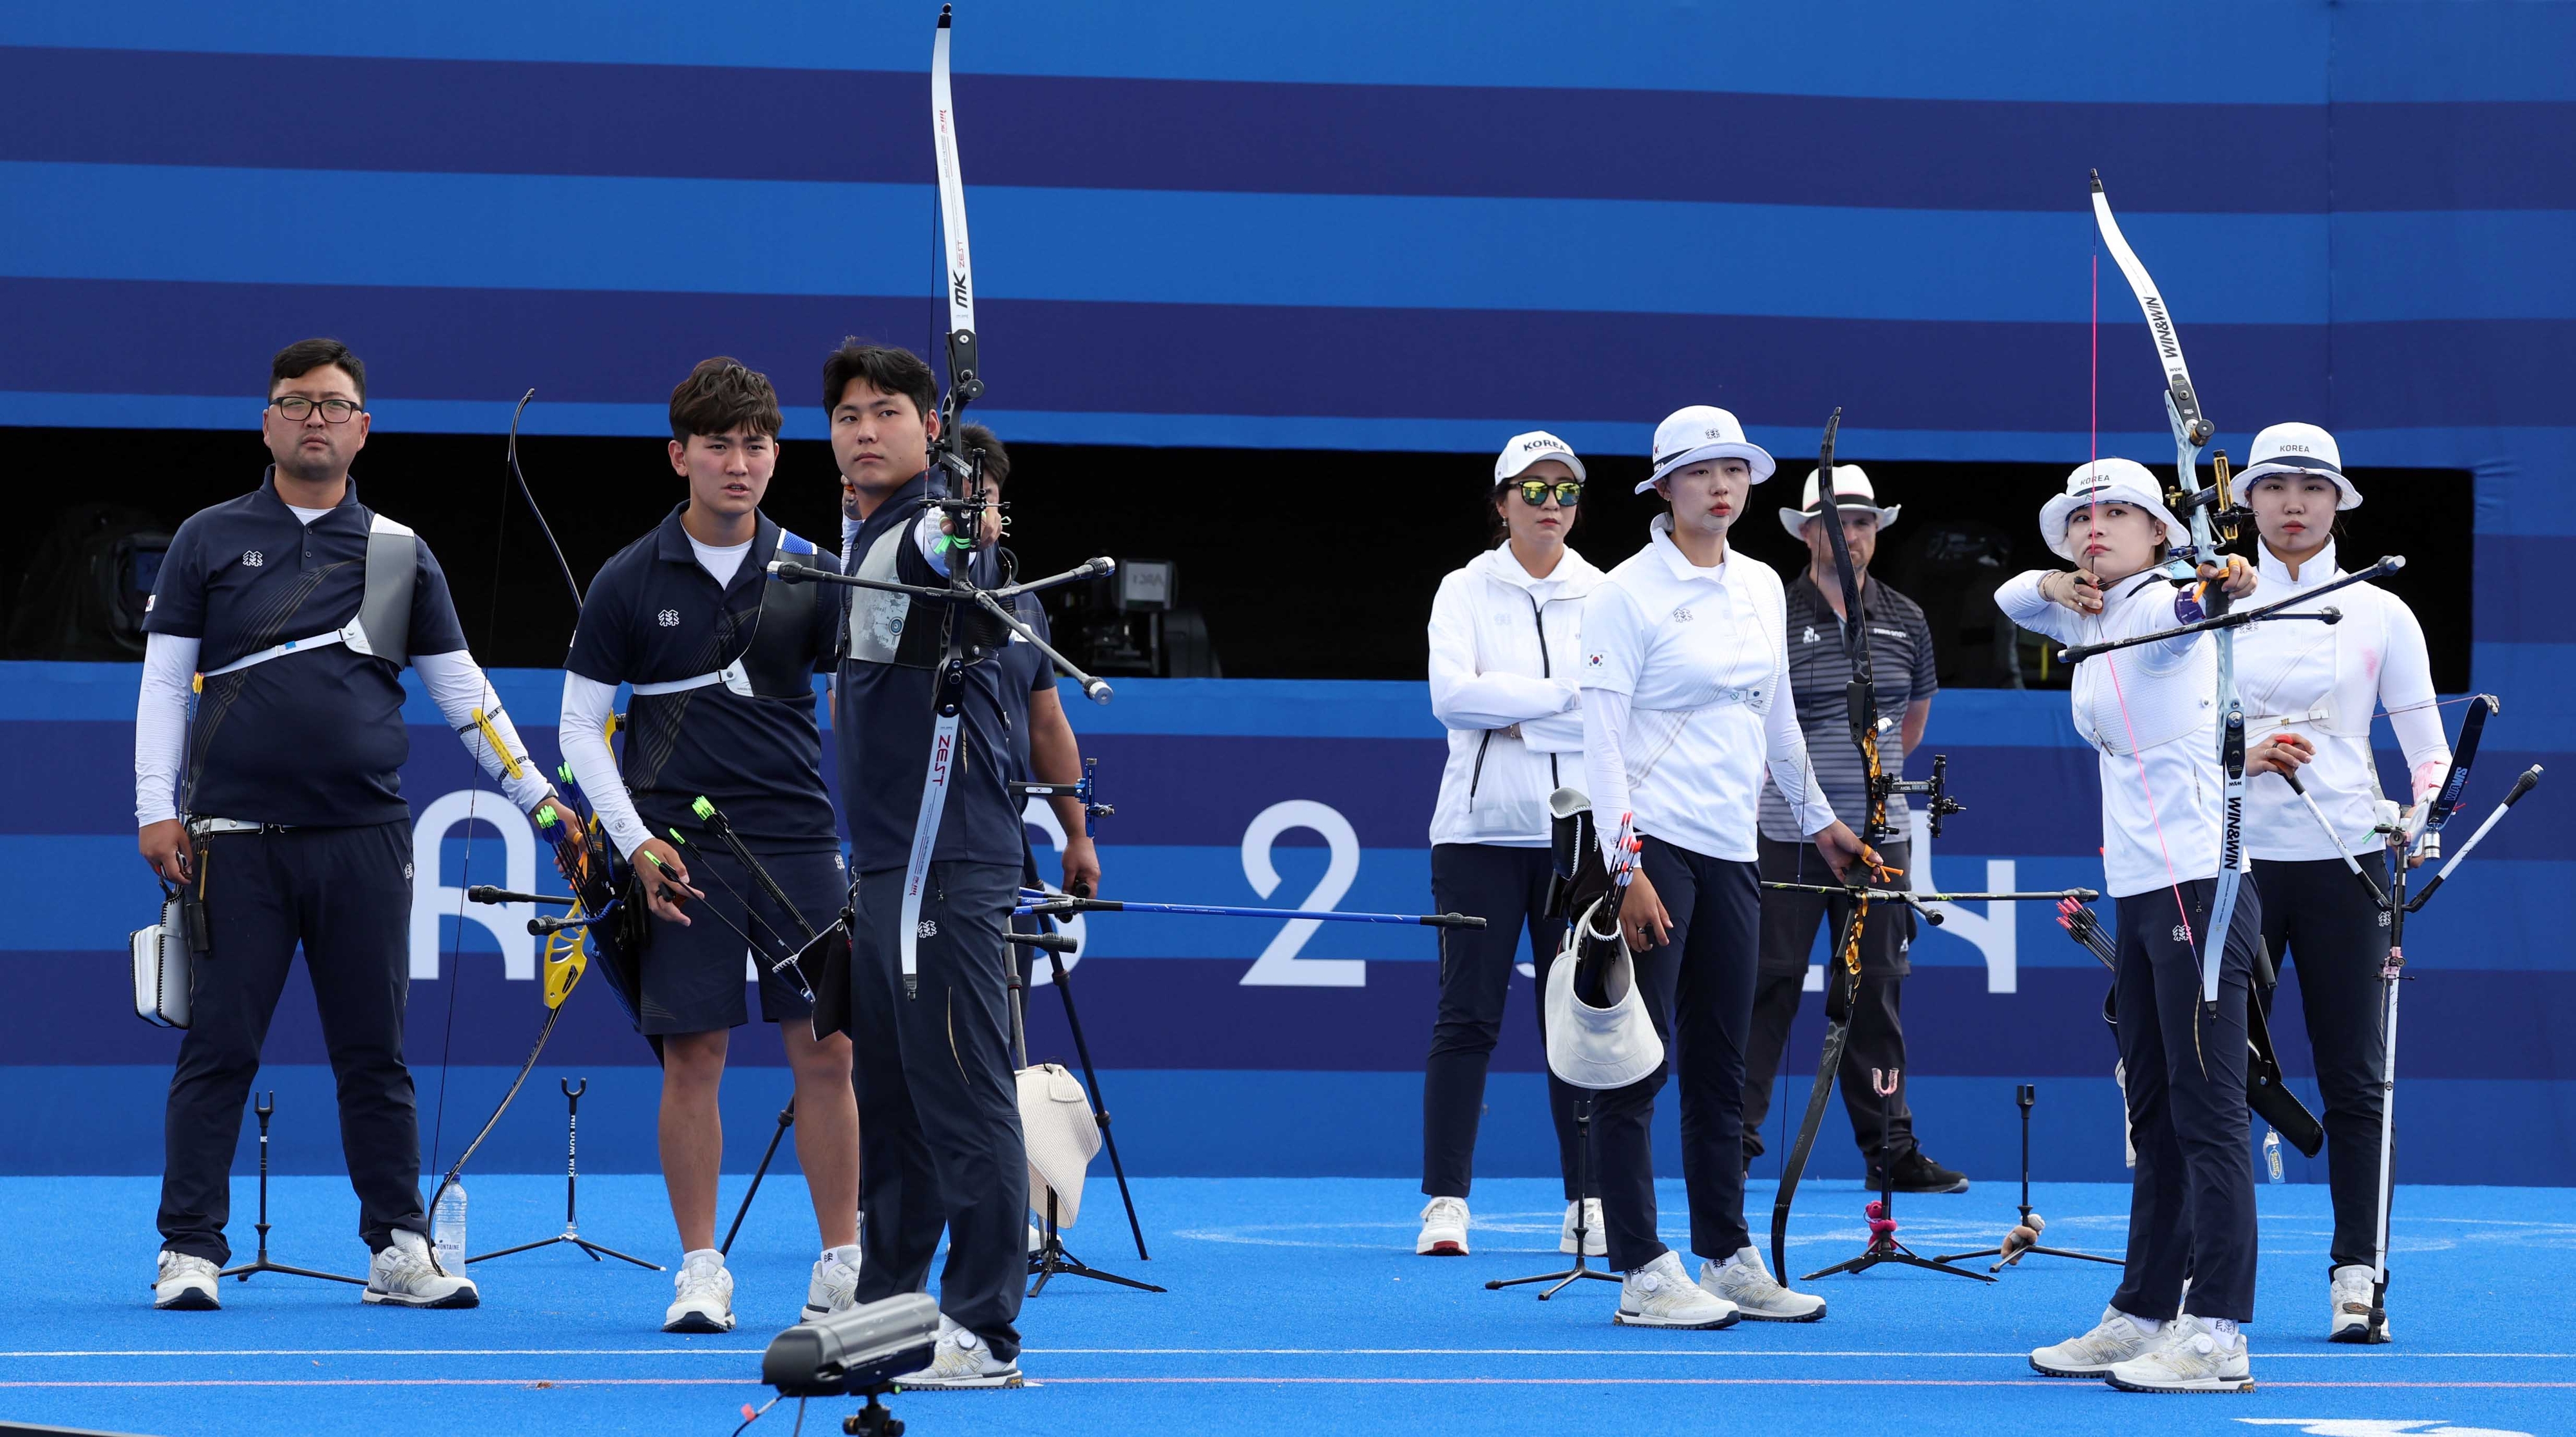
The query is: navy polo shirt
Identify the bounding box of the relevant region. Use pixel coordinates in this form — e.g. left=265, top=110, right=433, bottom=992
left=567, top=505, right=842, bottom=853
left=994, top=591, right=1056, bottom=784
left=144, top=470, right=469, bottom=827
left=833, top=471, right=1020, bottom=874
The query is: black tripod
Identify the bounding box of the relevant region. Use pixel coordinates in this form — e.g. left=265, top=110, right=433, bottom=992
left=1486, top=1096, right=1619, bottom=1299
left=720, top=1098, right=797, bottom=1258
left=1011, top=929, right=1164, bottom=1295
left=470, top=1078, right=660, bottom=1269
left=1935, top=1084, right=2119, bottom=1271
left=1801, top=1071, right=1991, bottom=1284
left=218, top=1092, right=363, bottom=1287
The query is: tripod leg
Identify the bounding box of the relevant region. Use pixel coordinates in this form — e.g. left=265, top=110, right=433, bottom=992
left=1047, top=948, right=1150, bottom=1261
left=720, top=1099, right=797, bottom=1259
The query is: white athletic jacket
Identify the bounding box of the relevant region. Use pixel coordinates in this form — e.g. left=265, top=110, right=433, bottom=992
left=1427, top=544, right=1604, bottom=848
left=2235, top=540, right=2450, bottom=861
left=1996, top=566, right=2226, bottom=899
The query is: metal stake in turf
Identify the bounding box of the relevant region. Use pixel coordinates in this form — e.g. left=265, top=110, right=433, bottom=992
left=469, top=1077, right=661, bottom=1270
left=1933, top=1084, right=2120, bottom=1270
left=218, top=1092, right=364, bottom=1288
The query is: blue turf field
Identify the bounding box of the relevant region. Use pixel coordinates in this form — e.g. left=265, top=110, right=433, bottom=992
left=5, top=1174, right=2567, bottom=1436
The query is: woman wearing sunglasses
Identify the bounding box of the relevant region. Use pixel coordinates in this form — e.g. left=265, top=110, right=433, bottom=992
left=1416, top=432, right=1604, bottom=1259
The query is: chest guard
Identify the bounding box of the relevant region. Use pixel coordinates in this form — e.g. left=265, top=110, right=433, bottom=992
left=200, top=513, right=415, bottom=678
left=842, top=507, right=1009, bottom=669
left=630, top=530, right=824, bottom=701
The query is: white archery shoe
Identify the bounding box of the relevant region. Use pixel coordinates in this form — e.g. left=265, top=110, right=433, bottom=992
left=2329, top=1264, right=2389, bottom=1342
left=365, top=1230, right=480, bottom=1308
left=894, top=1315, right=1025, bottom=1389
left=1698, top=1246, right=1826, bottom=1322
left=2105, top=1315, right=2253, bottom=1393
left=2030, top=1305, right=2169, bottom=1378
left=153, top=1251, right=220, bottom=1311
left=1615, top=1251, right=1739, bottom=1329
left=1559, top=1199, right=1606, bottom=1256
left=664, top=1249, right=735, bottom=1333
left=802, top=1244, right=864, bottom=1321
left=1416, top=1195, right=1470, bottom=1256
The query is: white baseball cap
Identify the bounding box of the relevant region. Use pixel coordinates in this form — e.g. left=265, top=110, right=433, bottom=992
left=1777, top=464, right=1901, bottom=541
left=1642, top=405, right=1776, bottom=493
left=2236, top=421, right=2358, bottom=510
left=1494, top=430, right=1587, bottom=484
left=2038, top=458, right=2190, bottom=562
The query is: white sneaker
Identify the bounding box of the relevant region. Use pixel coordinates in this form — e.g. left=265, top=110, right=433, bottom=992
left=1028, top=1222, right=1045, bottom=1255
left=1416, top=1195, right=1470, bottom=1256
left=2106, top=1314, right=2253, bottom=1393
left=802, top=1244, right=863, bottom=1322
left=664, top=1249, right=735, bottom=1333
left=1698, top=1246, right=1825, bottom=1322
left=364, top=1230, right=479, bottom=1309
left=153, top=1251, right=220, bottom=1311
left=1615, top=1251, right=1739, bottom=1329
left=2329, top=1264, right=2389, bottom=1342
left=1559, top=1199, right=1606, bottom=1257
left=2031, top=1305, right=2168, bottom=1378
left=895, top=1315, right=1025, bottom=1389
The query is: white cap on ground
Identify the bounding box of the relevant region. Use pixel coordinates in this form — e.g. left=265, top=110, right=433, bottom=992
left=1495, top=430, right=1587, bottom=484
left=1643, top=406, right=1776, bottom=493
left=2038, top=458, right=2190, bottom=562
left=2237, top=421, right=2358, bottom=510
left=1777, top=464, right=1901, bottom=540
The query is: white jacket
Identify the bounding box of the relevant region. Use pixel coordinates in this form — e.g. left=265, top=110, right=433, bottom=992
left=1428, top=544, right=1605, bottom=847
left=2236, top=540, right=2449, bottom=860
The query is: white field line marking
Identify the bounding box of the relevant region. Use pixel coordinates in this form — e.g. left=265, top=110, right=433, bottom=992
left=5, top=1376, right=2568, bottom=1391
left=6, top=1347, right=2571, bottom=1361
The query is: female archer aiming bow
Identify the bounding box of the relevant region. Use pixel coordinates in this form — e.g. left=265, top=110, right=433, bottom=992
left=2229, top=422, right=2450, bottom=1342
left=2000, top=459, right=2299, bottom=1394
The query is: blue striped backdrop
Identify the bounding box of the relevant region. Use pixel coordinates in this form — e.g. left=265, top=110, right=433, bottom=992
left=1, top=2, right=2570, bottom=1183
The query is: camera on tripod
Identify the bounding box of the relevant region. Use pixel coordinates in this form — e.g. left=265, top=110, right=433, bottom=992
left=760, top=1291, right=940, bottom=1434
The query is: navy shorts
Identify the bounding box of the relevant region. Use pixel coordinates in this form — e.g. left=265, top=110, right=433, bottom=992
left=638, top=846, right=848, bottom=1036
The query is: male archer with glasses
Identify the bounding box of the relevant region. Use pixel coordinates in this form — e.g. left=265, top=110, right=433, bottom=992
left=135, top=338, right=556, bottom=1312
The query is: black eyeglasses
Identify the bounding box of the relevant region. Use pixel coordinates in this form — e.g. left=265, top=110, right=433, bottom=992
left=1511, top=479, right=1583, bottom=508
left=272, top=397, right=363, bottom=423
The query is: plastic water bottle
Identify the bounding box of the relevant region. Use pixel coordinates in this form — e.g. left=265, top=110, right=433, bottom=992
left=2262, top=1129, right=2284, bottom=1185
left=431, top=1182, right=469, bottom=1270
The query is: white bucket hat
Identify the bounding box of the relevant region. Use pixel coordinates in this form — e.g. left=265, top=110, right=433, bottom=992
left=1642, top=405, right=1776, bottom=493
left=1544, top=900, right=1665, bottom=1090
left=1017, top=1061, right=1103, bottom=1226
left=2038, top=458, right=2190, bottom=562
left=2236, top=421, right=2358, bottom=510
left=1777, top=464, right=1901, bottom=540
left=1495, top=430, right=1587, bottom=485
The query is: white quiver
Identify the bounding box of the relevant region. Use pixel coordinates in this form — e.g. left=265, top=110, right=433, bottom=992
left=1544, top=897, right=1663, bottom=1090
left=1017, top=1062, right=1103, bottom=1226
left=131, top=886, right=190, bottom=1028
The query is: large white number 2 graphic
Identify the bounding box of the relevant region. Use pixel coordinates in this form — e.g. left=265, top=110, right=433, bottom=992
left=1239, top=799, right=1363, bottom=987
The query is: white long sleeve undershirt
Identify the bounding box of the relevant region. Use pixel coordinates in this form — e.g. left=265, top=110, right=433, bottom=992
left=560, top=672, right=654, bottom=860
left=413, top=651, right=554, bottom=814
left=135, top=640, right=549, bottom=825
left=133, top=633, right=198, bottom=826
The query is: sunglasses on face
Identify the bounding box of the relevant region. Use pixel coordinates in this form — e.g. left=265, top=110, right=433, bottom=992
left=1510, top=479, right=1583, bottom=508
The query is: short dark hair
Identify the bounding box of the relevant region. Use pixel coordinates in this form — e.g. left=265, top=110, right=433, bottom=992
left=957, top=423, right=1010, bottom=488
left=270, top=338, right=365, bottom=404
left=821, top=339, right=936, bottom=423
left=668, top=357, right=783, bottom=443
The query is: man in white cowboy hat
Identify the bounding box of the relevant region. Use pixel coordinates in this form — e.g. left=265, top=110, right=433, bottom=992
left=1741, top=464, right=1967, bottom=1194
